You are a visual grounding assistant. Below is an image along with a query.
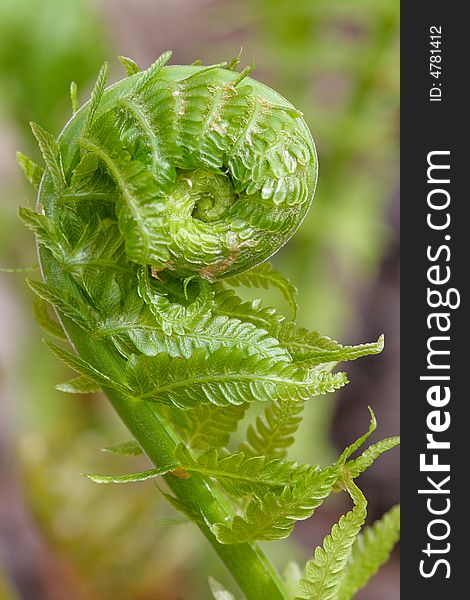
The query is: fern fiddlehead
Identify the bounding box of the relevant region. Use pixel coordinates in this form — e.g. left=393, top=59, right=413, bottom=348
left=19, top=52, right=398, bottom=600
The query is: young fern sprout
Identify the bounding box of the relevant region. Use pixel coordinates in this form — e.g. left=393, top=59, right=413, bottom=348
left=18, top=52, right=400, bottom=599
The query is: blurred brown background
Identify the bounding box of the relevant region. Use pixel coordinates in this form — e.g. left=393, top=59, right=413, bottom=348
left=0, top=0, right=399, bottom=598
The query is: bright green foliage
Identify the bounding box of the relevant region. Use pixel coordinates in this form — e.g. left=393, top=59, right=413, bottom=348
left=274, top=322, right=384, bottom=368
left=87, top=442, right=311, bottom=494
left=31, top=296, right=66, bottom=340
left=29, top=122, right=65, bottom=193
left=124, top=349, right=348, bottom=408
left=19, top=53, right=399, bottom=600
left=296, top=480, right=367, bottom=600
left=337, top=505, right=400, bottom=600
left=118, top=55, right=141, bottom=76
left=211, top=470, right=338, bottom=543
left=210, top=412, right=396, bottom=545
left=16, top=151, right=43, bottom=189
left=44, top=339, right=126, bottom=393
left=347, top=437, right=400, bottom=479
left=85, top=61, right=109, bottom=133
left=173, top=444, right=312, bottom=497
left=86, top=464, right=176, bottom=485
left=165, top=404, right=247, bottom=451
left=239, top=399, right=304, bottom=459
left=226, top=262, right=298, bottom=319
left=102, top=440, right=143, bottom=456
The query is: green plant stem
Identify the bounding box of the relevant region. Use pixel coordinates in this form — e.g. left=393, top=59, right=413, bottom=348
left=39, top=250, right=288, bottom=600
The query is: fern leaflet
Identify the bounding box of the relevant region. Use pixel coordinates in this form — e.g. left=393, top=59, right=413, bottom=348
left=296, top=479, right=367, bottom=600
left=337, top=504, right=400, bottom=600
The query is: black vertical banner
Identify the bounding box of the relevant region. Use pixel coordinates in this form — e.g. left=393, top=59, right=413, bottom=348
left=401, top=3, right=466, bottom=597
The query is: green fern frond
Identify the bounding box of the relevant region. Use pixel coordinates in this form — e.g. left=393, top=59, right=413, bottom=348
left=346, top=436, right=400, bottom=479
left=225, top=261, right=298, bottom=320
left=29, top=122, right=65, bottom=193
left=337, top=505, right=400, bottom=600
left=16, top=151, right=43, bottom=189
left=118, top=55, right=141, bottom=76
left=19, top=207, right=72, bottom=265
left=85, top=464, right=175, bottom=485
left=102, top=440, right=143, bottom=456
left=133, top=50, right=172, bottom=94
left=165, top=404, right=247, bottom=451
left=239, top=399, right=304, bottom=460
left=337, top=408, right=377, bottom=464
left=174, top=444, right=313, bottom=497
left=18, top=52, right=399, bottom=600
left=44, top=339, right=126, bottom=393
left=125, top=348, right=348, bottom=409
left=276, top=322, right=384, bottom=367
left=85, top=62, right=109, bottom=133
left=213, top=286, right=285, bottom=332
left=211, top=468, right=336, bottom=543
left=296, top=480, right=367, bottom=600
left=212, top=414, right=398, bottom=545
left=137, top=267, right=214, bottom=335
left=31, top=296, right=66, bottom=340
left=27, top=279, right=92, bottom=330
left=129, top=314, right=290, bottom=361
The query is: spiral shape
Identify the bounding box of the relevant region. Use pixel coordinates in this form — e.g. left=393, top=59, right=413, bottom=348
left=42, top=52, right=317, bottom=281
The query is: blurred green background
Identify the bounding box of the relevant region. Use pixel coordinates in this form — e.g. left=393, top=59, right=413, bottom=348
left=0, top=1, right=399, bottom=598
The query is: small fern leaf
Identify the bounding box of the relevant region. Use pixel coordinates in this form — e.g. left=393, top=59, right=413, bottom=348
left=165, top=404, right=247, bottom=451
left=208, top=577, right=237, bottom=600
left=134, top=50, right=172, bottom=94
left=239, top=399, right=304, bottom=460
left=29, top=122, right=65, bottom=193
left=85, top=62, right=109, bottom=132
left=31, top=296, right=66, bottom=340
left=118, top=55, right=141, bottom=76
left=213, top=286, right=285, bottom=332
left=174, top=443, right=309, bottom=497
left=125, top=348, right=348, bottom=409
left=337, top=505, right=400, bottom=600
left=347, top=436, right=400, bottom=479
left=85, top=463, right=175, bottom=484
left=211, top=468, right=337, bottom=543
left=129, top=314, right=290, bottom=362
left=102, top=440, right=143, bottom=456
left=338, top=407, right=377, bottom=464
left=16, top=151, right=44, bottom=189
left=276, top=322, right=384, bottom=368
left=44, top=339, right=125, bottom=393
left=56, top=376, right=101, bottom=394
left=19, top=208, right=75, bottom=268
left=226, top=262, right=298, bottom=320
left=296, top=480, right=367, bottom=600
left=27, top=279, right=91, bottom=331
